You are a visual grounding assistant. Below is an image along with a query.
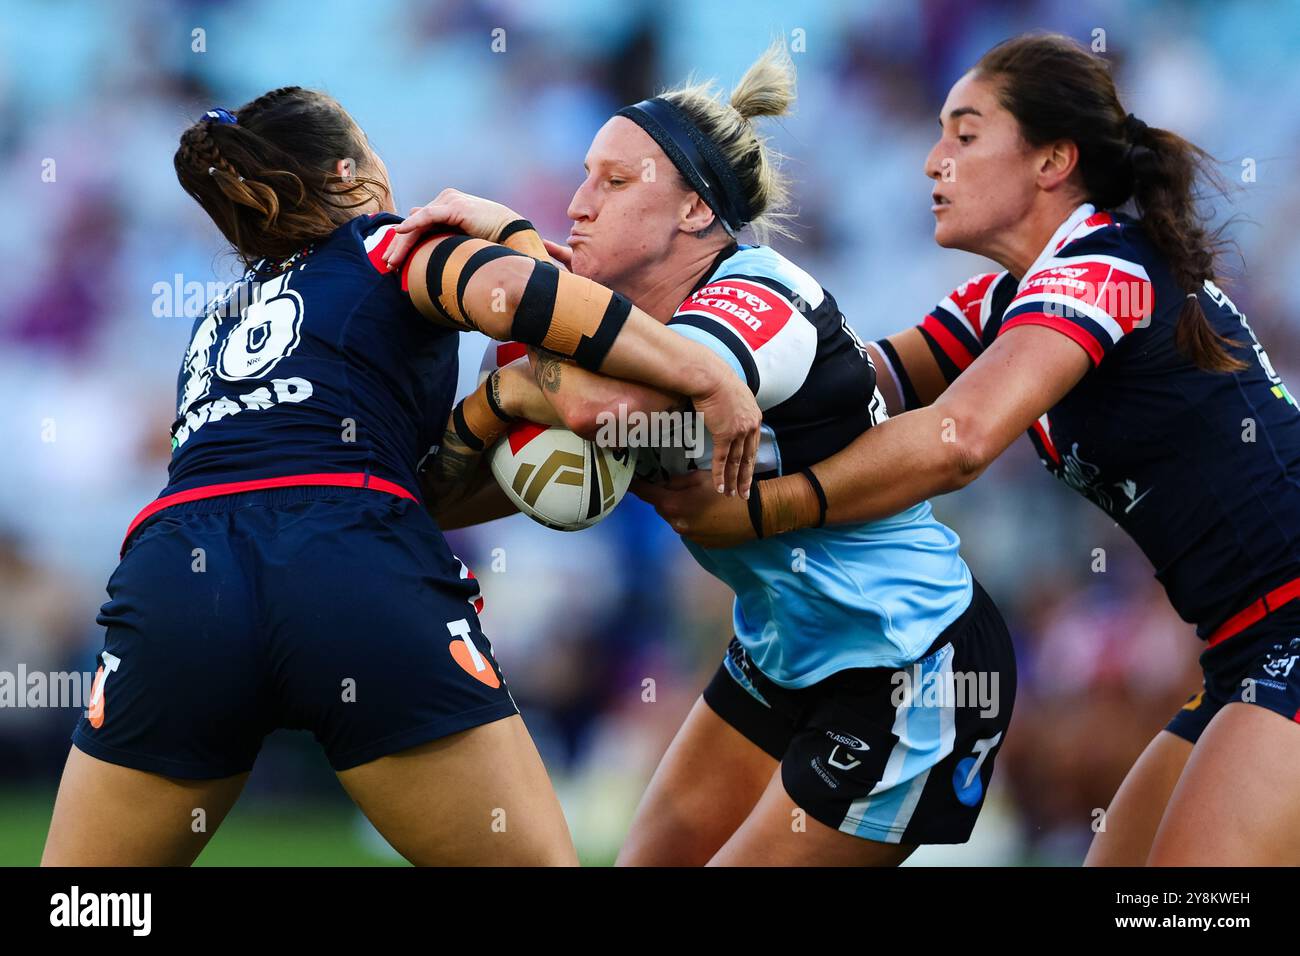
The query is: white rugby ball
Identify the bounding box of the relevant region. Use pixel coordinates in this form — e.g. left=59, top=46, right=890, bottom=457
left=490, top=422, right=637, bottom=531
left=479, top=341, right=636, bottom=531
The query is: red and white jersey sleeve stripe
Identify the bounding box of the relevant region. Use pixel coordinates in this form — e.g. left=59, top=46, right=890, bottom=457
left=919, top=271, right=1002, bottom=371
left=995, top=207, right=1155, bottom=365
left=999, top=254, right=1154, bottom=365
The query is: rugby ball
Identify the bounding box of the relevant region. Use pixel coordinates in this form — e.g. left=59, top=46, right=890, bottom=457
left=490, top=422, right=637, bottom=530
left=479, top=341, right=637, bottom=531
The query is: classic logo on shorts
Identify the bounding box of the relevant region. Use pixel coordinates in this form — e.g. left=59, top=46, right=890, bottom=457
left=825, top=731, right=870, bottom=771
left=825, top=731, right=869, bottom=751
left=446, top=619, right=500, bottom=688
left=86, top=651, right=121, bottom=729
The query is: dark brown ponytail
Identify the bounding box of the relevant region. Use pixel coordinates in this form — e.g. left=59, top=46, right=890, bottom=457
left=975, top=33, right=1245, bottom=372
left=174, top=87, right=389, bottom=268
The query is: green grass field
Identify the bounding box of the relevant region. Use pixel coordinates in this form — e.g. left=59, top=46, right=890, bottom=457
left=0, top=790, right=408, bottom=866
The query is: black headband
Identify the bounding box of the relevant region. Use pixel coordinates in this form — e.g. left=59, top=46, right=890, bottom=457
left=615, top=97, right=752, bottom=235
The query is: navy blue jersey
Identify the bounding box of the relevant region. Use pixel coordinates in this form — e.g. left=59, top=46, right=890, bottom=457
left=164, top=213, right=455, bottom=498
left=901, top=202, right=1300, bottom=637
left=91, top=217, right=520, bottom=785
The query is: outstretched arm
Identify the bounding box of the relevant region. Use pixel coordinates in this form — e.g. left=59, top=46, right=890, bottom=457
left=388, top=189, right=691, bottom=433
left=637, top=325, right=1091, bottom=546
left=395, top=221, right=759, bottom=497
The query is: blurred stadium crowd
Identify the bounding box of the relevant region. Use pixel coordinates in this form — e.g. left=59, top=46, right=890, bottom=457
left=2, top=0, right=1299, bottom=864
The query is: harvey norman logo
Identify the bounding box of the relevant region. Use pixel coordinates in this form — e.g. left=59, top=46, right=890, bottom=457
left=690, top=282, right=774, bottom=331
left=50, top=886, right=151, bottom=936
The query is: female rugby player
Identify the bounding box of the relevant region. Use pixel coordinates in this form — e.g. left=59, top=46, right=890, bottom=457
left=390, top=45, right=1018, bottom=866
left=638, top=33, right=1300, bottom=866
left=40, top=87, right=761, bottom=866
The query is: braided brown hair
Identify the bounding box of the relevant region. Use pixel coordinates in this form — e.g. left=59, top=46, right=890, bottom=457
left=175, top=87, right=390, bottom=268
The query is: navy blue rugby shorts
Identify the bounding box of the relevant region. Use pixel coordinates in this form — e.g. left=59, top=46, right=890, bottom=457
left=72, top=484, right=517, bottom=779
left=1167, top=596, right=1300, bottom=744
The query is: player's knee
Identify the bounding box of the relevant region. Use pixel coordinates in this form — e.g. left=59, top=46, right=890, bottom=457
left=618, top=797, right=725, bottom=866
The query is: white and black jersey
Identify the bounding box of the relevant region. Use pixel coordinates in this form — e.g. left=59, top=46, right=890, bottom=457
left=646, top=243, right=886, bottom=479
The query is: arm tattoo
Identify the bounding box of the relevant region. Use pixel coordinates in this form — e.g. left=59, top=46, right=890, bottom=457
left=533, top=349, right=564, bottom=393
left=489, top=367, right=506, bottom=413
left=436, top=435, right=478, bottom=487
left=424, top=417, right=482, bottom=509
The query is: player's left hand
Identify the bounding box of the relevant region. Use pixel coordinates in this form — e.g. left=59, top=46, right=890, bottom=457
left=384, top=188, right=521, bottom=268
left=690, top=369, right=761, bottom=498
left=631, top=471, right=758, bottom=548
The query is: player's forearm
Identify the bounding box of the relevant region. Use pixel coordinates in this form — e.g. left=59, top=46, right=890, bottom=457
left=409, top=236, right=760, bottom=496
left=480, top=250, right=727, bottom=403
left=423, top=413, right=492, bottom=515
left=473, top=256, right=730, bottom=407
left=784, top=325, right=1093, bottom=531
left=593, top=316, right=728, bottom=408
left=503, top=359, right=565, bottom=427
left=820, top=404, right=984, bottom=523
left=422, top=367, right=524, bottom=513
left=757, top=403, right=983, bottom=534
left=529, top=349, right=682, bottom=440
left=433, top=469, right=519, bottom=529
left=424, top=365, right=550, bottom=527
left=492, top=219, right=549, bottom=260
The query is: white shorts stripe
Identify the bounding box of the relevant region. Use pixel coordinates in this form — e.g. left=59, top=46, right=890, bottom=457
left=838, top=644, right=958, bottom=841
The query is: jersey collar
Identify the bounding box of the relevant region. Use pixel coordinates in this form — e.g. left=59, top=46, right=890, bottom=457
left=688, top=240, right=740, bottom=298
left=1017, top=202, right=1096, bottom=288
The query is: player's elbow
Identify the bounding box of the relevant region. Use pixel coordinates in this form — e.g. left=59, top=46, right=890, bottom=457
left=473, top=255, right=536, bottom=342
left=949, top=444, right=990, bottom=490
left=937, top=408, right=996, bottom=491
